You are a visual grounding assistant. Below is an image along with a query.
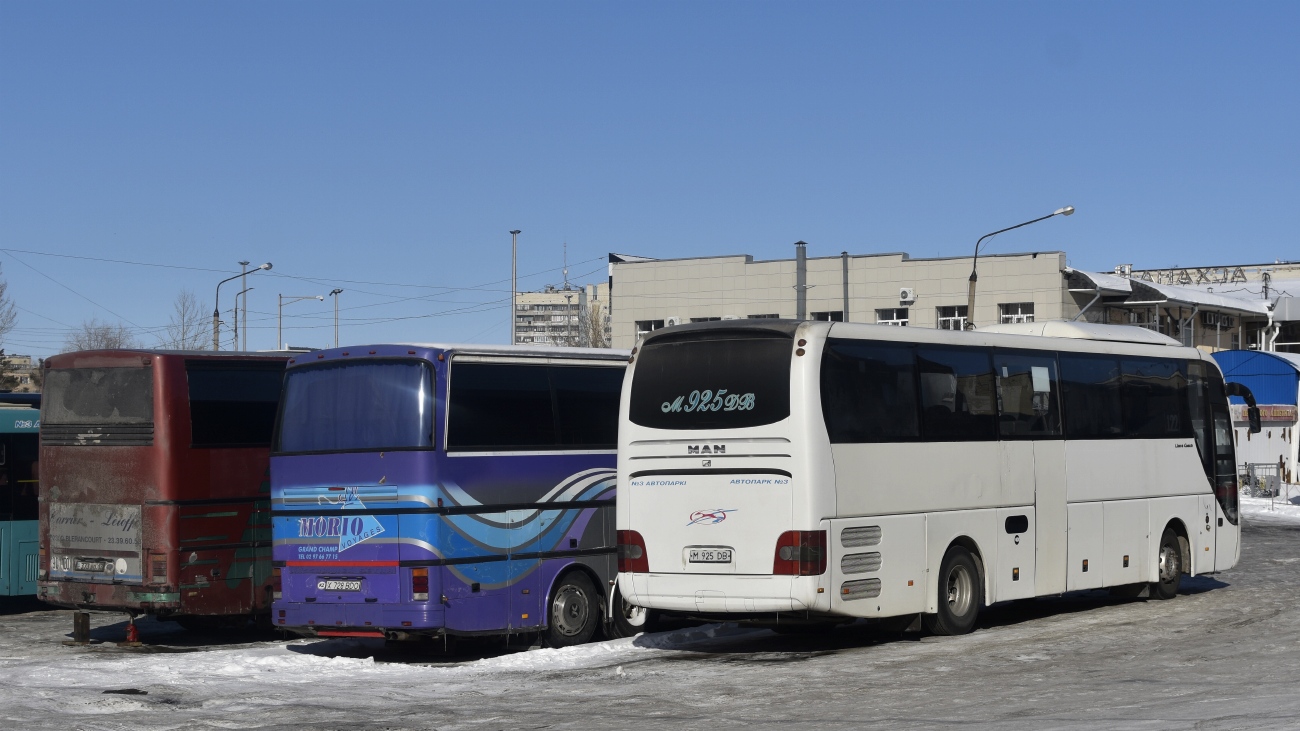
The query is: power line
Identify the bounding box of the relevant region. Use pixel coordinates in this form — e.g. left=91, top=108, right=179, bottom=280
left=0, top=251, right=146, bottom=329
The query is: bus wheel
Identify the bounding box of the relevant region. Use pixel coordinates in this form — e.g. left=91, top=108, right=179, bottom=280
left=923, top=546, right=981, bottom=636
left=1151, top=527, right=1183, bottom=600
left=547, top=572, right=599, bottom=647
left=607, top=586, right=657, bottom=640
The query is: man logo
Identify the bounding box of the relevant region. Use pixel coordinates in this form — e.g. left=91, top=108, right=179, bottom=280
left=687, top=444, right=725, bottom=455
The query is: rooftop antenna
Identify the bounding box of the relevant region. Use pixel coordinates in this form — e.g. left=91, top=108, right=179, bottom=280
left=562, top=242, right=571, bottom=290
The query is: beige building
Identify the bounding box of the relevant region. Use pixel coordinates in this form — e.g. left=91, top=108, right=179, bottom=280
left=608, top=247, right=1077, bottom=349
left=514, top=282, right=611, bottom=347
left=1, top=354, right=39, bottom=392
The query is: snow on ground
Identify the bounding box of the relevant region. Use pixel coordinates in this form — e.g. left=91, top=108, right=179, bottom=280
left=1240, top=492, right=1300, bottom=524
left=2, top=521, right=1300, bottom=730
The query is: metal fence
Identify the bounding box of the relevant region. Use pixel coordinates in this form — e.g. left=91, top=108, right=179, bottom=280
left=1243, top=463, right=1294, bottom=510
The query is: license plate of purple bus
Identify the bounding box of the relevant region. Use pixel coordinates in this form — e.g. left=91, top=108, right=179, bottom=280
left=688, top=548, right=733, bottom=564
left=317, top=579, right=362, bottom=592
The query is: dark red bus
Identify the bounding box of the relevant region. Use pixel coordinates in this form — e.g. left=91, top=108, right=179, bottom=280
left=37, top=349, right=289, bottom=628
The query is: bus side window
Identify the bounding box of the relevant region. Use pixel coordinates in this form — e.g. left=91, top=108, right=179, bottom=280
left=1121, top=358, right=1190, bottom=438
left=994, top=351, right=1062, bottom=438
left=819, top=340, right=919, bottom=443
left=449, top=363, right=557, bottom=450
left=916, top=346, right=997, bottom=442
left=551, top=365, right=624, bottom=448
left=1060, top=354, right=1123, bottom=439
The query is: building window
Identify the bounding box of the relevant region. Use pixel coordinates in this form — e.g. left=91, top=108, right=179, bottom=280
left=636, top=320, right=665, bottom=336
left=999, top=302, right=1035, bottom=324
left=748, top=313, right=780, bottom=319
left=812, top=311, right=844, bottom=322
left=690, top=317, right=722, bottom=323
left=876, top=308, right=909, bottom=326
left=936, top=306, right=968, bottom=331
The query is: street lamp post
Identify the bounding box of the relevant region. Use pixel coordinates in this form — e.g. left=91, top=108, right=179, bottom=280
left=509, top=230, right=521, bottom=345
left=328, top=289, right=343, bottom=347
left=213, top=262, right=271, bottom=351
left=965, top=207, right=1074, bottom=329
left=234, top=287, right=254, bottom=351
left=278, top=294, right=324, bottom=350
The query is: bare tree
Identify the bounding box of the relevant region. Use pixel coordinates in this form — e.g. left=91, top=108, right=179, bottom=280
left=64, top=318, right=138, bottom=352
left=0, top=265, right=18, bottom=347
left=159, top=290, right=210, bottom=350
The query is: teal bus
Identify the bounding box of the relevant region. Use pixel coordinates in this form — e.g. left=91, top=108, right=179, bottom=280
left=0, top=395, right=40, bottom=598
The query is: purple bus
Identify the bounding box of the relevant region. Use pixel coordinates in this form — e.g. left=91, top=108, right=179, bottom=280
left=270, top=344, right=645, bottom=646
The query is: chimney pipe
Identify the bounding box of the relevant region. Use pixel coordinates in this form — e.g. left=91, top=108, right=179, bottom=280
left=795, top=241, right=808, bottom=320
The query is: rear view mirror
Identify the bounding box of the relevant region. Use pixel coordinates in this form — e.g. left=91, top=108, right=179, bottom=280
left=1247, top=406, right=1262, bottom=434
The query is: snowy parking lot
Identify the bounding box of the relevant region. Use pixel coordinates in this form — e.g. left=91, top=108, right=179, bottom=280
left=2, top=505, right=1299, bottom=731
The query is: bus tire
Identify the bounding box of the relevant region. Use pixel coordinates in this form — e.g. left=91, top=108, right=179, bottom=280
left=1151, top=527, right=1183, bottom=600
left=607, top=586, right=657, bottom=639
left=547, top=571, right=599, bottom=647
left=923, top=545, right=981, bottom=636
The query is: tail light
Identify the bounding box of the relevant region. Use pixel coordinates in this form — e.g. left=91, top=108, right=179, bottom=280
left=412, top=568, right=429, bottom=601
left=617, top=530, right=649, bottom=573
left=773, top=530, right=827, bottom=576
left=271, top=567, right=282, bottom=600
left=151, top=556, right=168, bottom=585
left=38, top=546, right=46, bottom=579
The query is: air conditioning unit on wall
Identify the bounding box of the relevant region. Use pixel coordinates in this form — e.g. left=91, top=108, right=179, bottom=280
left=899, top=288, right=917, bottom=303
left=665, top=316, right=683, bottom=327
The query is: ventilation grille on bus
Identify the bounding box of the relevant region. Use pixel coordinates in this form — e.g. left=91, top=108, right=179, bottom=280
left=841, top=525, right=881, bottom=548
left=840, top=578, right=882, bottom=601
left=840, top=552, right=882, bottom=575
left=40, top=424, right=155, bottom=447
left=24, top=554, right=38, bottom=584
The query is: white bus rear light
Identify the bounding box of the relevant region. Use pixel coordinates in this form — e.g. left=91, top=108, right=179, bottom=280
left=773, top=531, right=827, bottom=576
left=617, top=530, right=649, bottom=573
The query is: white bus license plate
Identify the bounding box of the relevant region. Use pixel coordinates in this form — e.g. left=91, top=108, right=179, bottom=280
left=318, top=580, right=362, bottom=592
left=688, top=548, right=733, bottom=564
left=74, top=560, right=108, bottom=572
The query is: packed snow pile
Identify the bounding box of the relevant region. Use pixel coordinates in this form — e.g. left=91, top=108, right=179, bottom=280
left=1240, top=493, right=1300, bottom=524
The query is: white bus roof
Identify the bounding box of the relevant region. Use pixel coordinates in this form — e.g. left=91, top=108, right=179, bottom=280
left=979, top=321, right=1182, bottom=346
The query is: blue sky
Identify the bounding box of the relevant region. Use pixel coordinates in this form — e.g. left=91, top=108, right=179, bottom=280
left=1, top=2, right=1296, bottom=356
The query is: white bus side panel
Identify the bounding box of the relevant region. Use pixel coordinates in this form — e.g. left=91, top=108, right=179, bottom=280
left=832, top=443, right=1002, bottom=516
left=1000, top=442, right=1035, bottom=506
left=926, top=509, right=998, bottom=613
left=1067, top=502, right=1104, bottom=591
left=1102, top=500, right=1150, bottom=586
left=1033, top=441, right=1068, bottom=595
left=994, top=507, right=1036, bottom=602
left=1065, top=439, right=1207, bottom=502
left=828, top=514, right=927, bottom=617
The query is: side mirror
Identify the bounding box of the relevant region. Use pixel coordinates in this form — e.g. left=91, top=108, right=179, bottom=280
left=1248, top=405, right=1262, bottom=434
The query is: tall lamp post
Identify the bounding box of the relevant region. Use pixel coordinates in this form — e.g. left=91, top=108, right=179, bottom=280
left=234, top=287, right=254, bottom=350
left=328, top=289, right=343, bottom=347
left=509, top=230, right=521, bottom=345
left=214, top=262, right=271, bottom=351
left=965, top=207, right=1074, bottom=330
left=278, top=294, right=323, bottom=350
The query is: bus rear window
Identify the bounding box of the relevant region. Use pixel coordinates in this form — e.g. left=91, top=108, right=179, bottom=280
left=276, top=360, right=433, bottom=453
left=629, top=333, right=792, bottom=430
left=42, top=367, right=154, bottom=425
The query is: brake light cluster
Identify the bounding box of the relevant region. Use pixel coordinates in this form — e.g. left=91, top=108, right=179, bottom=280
left=412, top=568, right=429, bottom=601
left=617, top=530, right=649, bottom=573
left=271, top=567, right=282, bottom=600
left=151, top=557, right=168, bottom=585
left=773, top=530, right=827, bottom=576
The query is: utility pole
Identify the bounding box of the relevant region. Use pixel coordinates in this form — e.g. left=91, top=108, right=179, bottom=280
left=510, top=230, right=521, bottom=345
left=329, top=289, right=343, bottom=347
left=239, top=261, right=249, bottom=350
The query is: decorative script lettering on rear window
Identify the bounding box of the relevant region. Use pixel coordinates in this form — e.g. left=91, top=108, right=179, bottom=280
left=661, top=389, right=756, bottom=413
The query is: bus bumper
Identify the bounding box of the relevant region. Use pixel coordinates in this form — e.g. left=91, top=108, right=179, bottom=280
left=619, top=572, right=823, bottom=614
left=274, top=601, right=446, bottom=635
left=38, top=580, right=181, bottom=612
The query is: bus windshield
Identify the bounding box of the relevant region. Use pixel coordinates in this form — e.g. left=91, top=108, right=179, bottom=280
left=629, top=332, right=792, bottom=430
left=276, top=360, right=433, bottom=453
left=42, top=367, right=153, bottom=425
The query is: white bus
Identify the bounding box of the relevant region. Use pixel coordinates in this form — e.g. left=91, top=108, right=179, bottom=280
left=615, top=320, right=1254, bottom=634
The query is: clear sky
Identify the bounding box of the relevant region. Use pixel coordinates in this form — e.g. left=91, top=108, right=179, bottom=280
left=1, top=1, right=1296, bottom=357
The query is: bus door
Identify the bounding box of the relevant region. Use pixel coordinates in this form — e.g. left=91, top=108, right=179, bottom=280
left=994, top=352, right=1066, bottom=596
